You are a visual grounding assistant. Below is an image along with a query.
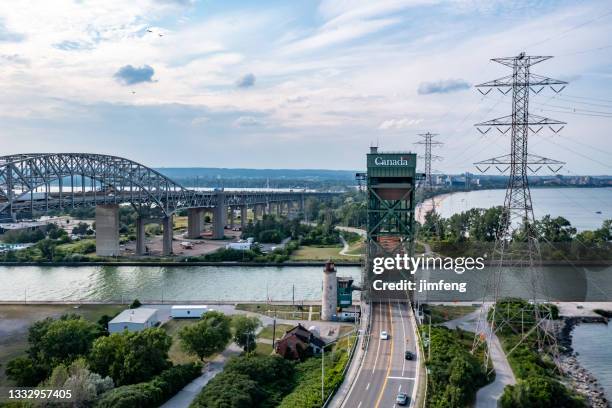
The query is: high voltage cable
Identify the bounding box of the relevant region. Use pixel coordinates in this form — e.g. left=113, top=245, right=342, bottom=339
left=524, top=7, right=612, bottom=50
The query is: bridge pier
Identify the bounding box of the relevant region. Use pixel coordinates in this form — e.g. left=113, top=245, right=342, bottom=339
left=136, top=217, right=146, bottom=255
left=162, top=215, right=173, bottom=255
left=95, top=204, right=120, bottom=257
left=212, top=192, right=226, bottom=239
left=187, top=208, right=204, bottom=239
left=229, top=207, right=235, bottom=229
left=240, top=206, right=247, bottom=229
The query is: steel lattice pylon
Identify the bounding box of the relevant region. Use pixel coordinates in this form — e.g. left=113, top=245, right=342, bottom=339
left=414, top=132, right=442, bottom=219
left=471, top=52, right=568, bottom=372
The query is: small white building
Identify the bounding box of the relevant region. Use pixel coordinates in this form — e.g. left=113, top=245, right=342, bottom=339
left=171, top=305, right=209, bottom=319
left=226, top=238, right=255, bottom=251
left=108, top=308, right=159, bottom=333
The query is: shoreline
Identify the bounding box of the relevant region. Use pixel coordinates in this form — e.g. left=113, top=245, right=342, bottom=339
left=1, top=259, right=610, bottom=267
left=559, top=317, right=610, bottom=408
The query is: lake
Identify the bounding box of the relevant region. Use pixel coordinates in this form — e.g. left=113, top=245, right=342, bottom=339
left=572, top=323, right=612, bottom=401
left=418, top=188, right=612, bottom=231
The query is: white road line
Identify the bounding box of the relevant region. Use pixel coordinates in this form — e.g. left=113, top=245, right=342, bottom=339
left=387, top=376, right=416, bottom=380
left=398, top=384, right=402, bottom=392
left=372, top=303, right=383, bottom=374
left=357, top=401, right=362, bottom=408
left=397, top=300, right=407, bottom=376
left=366, top=382, right=370, bottom=390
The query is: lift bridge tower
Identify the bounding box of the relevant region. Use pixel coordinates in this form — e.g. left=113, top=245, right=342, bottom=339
left=357, top=147, right=419, bottom=302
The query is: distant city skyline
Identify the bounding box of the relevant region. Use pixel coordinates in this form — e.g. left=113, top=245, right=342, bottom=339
left=0, top=0, right=611, bottom=175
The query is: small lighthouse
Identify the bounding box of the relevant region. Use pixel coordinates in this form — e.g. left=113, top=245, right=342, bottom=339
left=321, top=260, right=337, bottom=321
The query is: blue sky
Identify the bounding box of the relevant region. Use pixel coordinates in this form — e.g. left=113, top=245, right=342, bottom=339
left=0, top=0, right=611, bottom=175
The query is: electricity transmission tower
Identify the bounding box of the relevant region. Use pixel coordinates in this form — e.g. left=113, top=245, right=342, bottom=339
left=415, top=132, right=443, bottom=219
left=471, top=52, right=568, bottom=371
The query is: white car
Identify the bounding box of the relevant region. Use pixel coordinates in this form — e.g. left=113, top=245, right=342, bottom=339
left=380, top=330, right=389, bottom=340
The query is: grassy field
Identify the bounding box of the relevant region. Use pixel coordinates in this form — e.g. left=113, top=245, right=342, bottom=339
left=290, top=245, right=358, bottom=261
left=425, top=304, right=477, bottom=324
left=0, top=304, right=124, bottom=388
left=254, top=342, right=274, bottom=356
left=162, top=319, right=203, bottom=365
left=258, top=324, right=294, bottom=341
left=236, top=303, right=321, bottom=320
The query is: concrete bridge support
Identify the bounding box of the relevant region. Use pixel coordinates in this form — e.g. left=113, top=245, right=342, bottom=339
left=255, top=205, right=263, bottom=220
left=240, top=206, right=247, bottom=229
left=136, top=217, right=146, bottom=255
left=276, top=202, right=282, bottom=216
left=212, top=192, right=226, bottom=239
left=95, top=204, right=120, bottom=257
left=229, top=207, right=235, bottom=229
left=187, top=208, right=204, bottom=239
left=162, top=215, right=173, bottom=255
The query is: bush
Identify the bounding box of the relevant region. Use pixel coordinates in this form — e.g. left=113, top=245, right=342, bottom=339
left=425, top=327, right=488, bottom=408
left=95, top=363, right=201, bottom=408
left=500, top=375, right=585, bottom=408
left=191, top=355, right=294, bottom=408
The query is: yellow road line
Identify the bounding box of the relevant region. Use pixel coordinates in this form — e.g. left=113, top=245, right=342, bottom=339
left=375, top=301, right=394, bottom=408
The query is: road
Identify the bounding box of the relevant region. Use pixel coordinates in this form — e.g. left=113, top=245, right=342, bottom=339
left=341, top=301, right=419, bottom=408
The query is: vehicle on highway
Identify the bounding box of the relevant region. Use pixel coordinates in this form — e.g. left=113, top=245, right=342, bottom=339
left=396, top=393, right=409, bottom=406
left=380, top=330, right=389, bottom=340
left=404, top=350, right=415, bottom=360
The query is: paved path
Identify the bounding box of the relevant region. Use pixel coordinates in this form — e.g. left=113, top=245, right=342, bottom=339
left=160, top=343, right=242, bottom=408
left=339, top=235, right=360, bottom=257
left=443, top=307, right=516, bottom=408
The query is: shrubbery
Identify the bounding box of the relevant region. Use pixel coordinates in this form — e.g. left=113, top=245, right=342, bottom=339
left=277, top=349, right=348, bottom=408
left=95, top=363, right=201, bottom=408
left=190, top=355, right=294, bottom=407
left=425, top=327, right=488, bottom=408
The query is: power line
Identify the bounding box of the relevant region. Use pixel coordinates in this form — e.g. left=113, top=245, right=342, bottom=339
left=524, top=7, right=612, bottom=50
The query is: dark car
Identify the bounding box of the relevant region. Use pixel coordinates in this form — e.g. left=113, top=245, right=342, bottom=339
left=405, top=350, right=415, bottom=360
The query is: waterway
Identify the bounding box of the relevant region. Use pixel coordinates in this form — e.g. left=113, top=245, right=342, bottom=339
left=572, top=323, right=612, bottom=401
left=418, top=187, right=612, bottom=231
left=1, top=264, right=611, bottom=303
left=0, top=265, right=362, bottom=303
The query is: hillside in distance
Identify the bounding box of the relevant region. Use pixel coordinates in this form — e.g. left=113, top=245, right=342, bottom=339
left=155, top=167, right=358, bottom=189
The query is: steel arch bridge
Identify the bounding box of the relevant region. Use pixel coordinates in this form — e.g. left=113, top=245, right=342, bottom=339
left=0, top=153, right=333, bottom=220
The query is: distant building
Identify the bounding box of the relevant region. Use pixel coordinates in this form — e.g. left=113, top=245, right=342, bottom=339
left=108, top=308, right=159, bottom=333
left=275, top=323, right=326, bottom=360
left=226, top=237, right=255, bottom=251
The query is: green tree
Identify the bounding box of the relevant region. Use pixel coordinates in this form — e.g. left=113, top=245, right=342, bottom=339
left=37, top=238, right=57, bottom=261
left=5, top=356, right=44, bottom=386
left=232, top=315, right=261, bottom=352
left=536, top=215, right=576, bottom=242
left=178, top=311, right=231, bottom=361
left=89, top=328, right=172, bottom=385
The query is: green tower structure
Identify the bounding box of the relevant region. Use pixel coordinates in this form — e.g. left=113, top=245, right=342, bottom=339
left=363, top=146, right=418, bottom=301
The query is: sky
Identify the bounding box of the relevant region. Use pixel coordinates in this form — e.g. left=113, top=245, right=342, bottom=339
left=0, top=0, right=611, bottom=175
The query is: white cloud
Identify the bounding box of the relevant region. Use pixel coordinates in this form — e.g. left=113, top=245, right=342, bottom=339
left=379, top=117, right=423, bottom=130
left=234, top=116, right=265, bottom=127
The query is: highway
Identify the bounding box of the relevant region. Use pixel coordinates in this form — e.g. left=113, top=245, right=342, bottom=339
left=341, top=300, right=419, bottom=408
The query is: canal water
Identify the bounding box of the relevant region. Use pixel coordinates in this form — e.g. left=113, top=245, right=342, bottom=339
left=572, top=323, right=612, bottom=401
left=0, top=264, right=611, bottom=303
left=0, top=265, right=362, bottom=303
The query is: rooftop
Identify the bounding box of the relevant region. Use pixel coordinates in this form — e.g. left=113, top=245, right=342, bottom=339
left=110, top=308, right=157, bottom=324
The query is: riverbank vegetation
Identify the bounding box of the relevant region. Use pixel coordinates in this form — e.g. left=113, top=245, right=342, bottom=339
left=1, top=308, right=206, bottom=406
left=423, top=326, right=490, bottom=408
left=491, top=299, right=586, bottom=408
left=420, top=208, right=611, bottom=261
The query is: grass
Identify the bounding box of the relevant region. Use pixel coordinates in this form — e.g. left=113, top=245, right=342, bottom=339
left=425, top=304, right=477, bottom=324
left=290, top=245, right=358, bottom=261
left=162, top=319, right=202, bottom=365
left=236, top=303, right=322, bottom=320
left=0, top=304, right=124, bottom=388
left=254, top=342, right=274, bottom=356
left=258, top=324, right=294, bottom=341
